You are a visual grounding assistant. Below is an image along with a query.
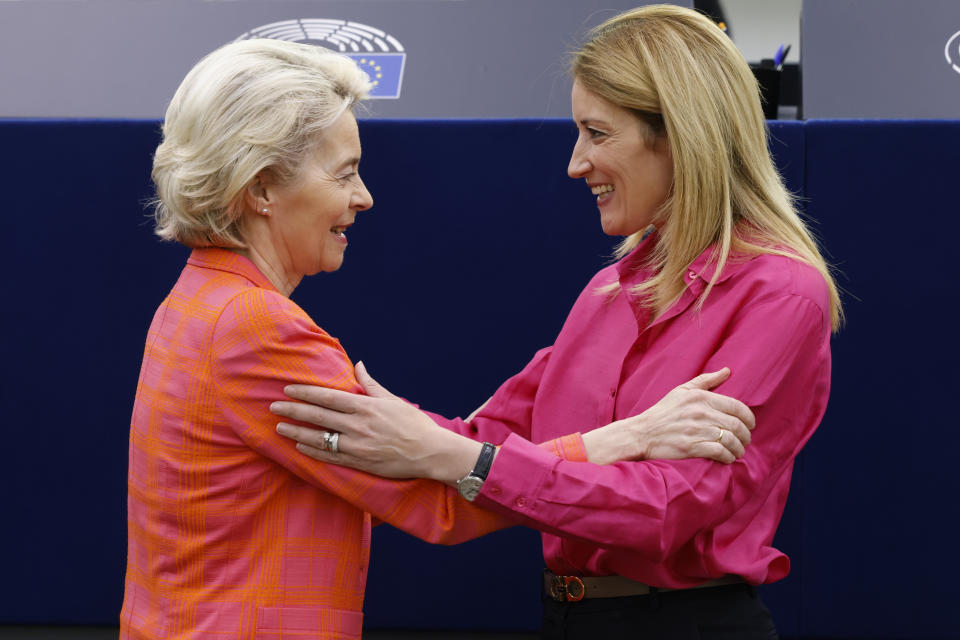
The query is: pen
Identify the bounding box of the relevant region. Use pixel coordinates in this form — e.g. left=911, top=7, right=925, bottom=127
left=774, top=44, right=791, bottom=69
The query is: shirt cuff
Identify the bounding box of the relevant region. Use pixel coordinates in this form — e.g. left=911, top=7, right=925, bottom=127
left=537, top=433, right=588, bottom=462
left=478, top=432, right=562, bottom=515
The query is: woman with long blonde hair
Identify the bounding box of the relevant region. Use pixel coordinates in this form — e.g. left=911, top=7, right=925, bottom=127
left=274, top=5, right=837, bottom=637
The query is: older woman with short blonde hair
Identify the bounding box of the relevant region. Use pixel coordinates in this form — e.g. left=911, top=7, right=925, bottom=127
left=122, top=39, right=515, bottom=640
left=152, top=38, right=368, bottom=250
left=121, top=36, right=757, bottom=640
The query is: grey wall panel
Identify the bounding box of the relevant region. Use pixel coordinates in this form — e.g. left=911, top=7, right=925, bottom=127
left=803, top=0, right=960, bottom=118
left=0, top=0, right=691, bottom=119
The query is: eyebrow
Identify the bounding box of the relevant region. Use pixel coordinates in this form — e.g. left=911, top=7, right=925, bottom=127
left=338, top=156, right=362, bottom=169
left=578, top=118, right=611, bottom=128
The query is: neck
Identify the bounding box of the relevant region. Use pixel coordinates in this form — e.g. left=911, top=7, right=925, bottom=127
left=234, top=222, right=301, bottom=296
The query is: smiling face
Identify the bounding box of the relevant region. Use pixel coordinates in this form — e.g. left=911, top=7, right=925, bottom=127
left=567, top=79, right=674, bottom=237
left=261, top=110, right=373, bottom=279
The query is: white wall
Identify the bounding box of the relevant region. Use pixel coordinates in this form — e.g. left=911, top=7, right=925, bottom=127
left=723, top=0, right=802, bottom=64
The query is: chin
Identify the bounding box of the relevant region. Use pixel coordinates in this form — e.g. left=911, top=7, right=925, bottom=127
left=600, top=221, right=629, bottom=237
left=320, top=260, right=345, bottom=273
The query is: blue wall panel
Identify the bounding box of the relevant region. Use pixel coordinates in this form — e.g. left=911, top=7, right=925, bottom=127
left=5, top=117, right=952, bottom=639
left=801, top=120, right=960, bottom=639
left=0, top=120, right=182, bottom=622
left=758, top=121, right=806, bottom=639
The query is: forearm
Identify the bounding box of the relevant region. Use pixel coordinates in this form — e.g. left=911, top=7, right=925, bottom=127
left=580, top=421, right=643, bottom=464
left=474, top=433, right=761, bottom=555
left=431, top=410, right=588, bottom=466
left=307, top=459, right=513, bottom=544
left=417, top=427, right=489, bottom=486
left=425, top=410, right=513, bottom=445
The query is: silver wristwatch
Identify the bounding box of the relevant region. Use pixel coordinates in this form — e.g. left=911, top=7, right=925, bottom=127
left=456, top=442, right=496, bottom=502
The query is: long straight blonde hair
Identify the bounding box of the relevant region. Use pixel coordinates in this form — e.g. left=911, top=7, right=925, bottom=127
left=573, top=5, right=842, bottom=329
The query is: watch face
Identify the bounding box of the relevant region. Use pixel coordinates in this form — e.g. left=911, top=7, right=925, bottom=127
left=457, top=476, right=483, bottom=502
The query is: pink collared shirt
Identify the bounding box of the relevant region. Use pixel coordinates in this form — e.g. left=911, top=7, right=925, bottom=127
left=439, top=234, right=832, bottom=587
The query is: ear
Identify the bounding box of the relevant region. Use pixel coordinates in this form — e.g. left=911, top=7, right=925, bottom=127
left=243, top=172, right=275, bottom=216
left=654, top=132, right=672, bottom=157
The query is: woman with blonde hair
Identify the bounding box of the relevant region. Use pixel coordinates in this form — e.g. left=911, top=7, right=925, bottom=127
left=273, top=4, right=838, bottom=638
left=121, top=35, right=756, bottom=639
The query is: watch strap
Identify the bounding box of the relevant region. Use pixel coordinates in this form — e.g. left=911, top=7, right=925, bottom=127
left=472, top=442, right=496, bottom=481
left=457, top=442, right=496, bottom=502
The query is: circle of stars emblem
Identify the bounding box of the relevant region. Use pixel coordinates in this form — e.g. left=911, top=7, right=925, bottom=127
left=359, top=58, right=383, bottom=87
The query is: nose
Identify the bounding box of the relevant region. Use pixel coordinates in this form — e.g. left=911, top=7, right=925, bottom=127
left=354, top=175, right=374, bottom=212
left=567, top=137, right=591, bottom=179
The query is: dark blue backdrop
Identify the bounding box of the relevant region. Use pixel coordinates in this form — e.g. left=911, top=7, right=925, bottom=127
left=0, top=118, right=956, bottom=639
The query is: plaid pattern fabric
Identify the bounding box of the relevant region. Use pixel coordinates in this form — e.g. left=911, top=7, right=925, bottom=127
left=121, top=249, right=581, bottom=639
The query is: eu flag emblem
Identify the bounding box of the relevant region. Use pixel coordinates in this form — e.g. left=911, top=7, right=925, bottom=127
left=346, top=54, right=406, bottom=99
left=236, top=20, right=408, bottom=100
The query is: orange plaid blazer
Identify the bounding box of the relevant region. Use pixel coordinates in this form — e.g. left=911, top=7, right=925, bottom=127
left=120, top=249, right=585, bottom=640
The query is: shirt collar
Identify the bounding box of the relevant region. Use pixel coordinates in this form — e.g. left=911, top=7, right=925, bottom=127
left=186, top=247, right=279, bottom=293
left=685, top=247, right=746, bottom=286
left=617, top=231, right=749, bottom=289
left=615, top=233, right=757, bottom=328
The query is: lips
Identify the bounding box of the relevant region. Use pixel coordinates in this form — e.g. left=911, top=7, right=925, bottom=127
left=588, top=183, right=615, bottom=207
left=329, top=223, right=352, bottom=238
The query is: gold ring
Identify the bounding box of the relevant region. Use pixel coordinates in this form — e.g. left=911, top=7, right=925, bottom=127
left=715, top=427, right=724, bottom=443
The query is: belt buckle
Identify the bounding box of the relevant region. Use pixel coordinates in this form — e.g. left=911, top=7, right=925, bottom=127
left=549, top=575, right=585, bottom=602
left=563, top=576, right=585, bottom=602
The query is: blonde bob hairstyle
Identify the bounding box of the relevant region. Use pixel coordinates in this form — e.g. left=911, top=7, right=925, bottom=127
left=574, top=4, right=842, bottom=329
left=152, top=39, right=371, bottom=249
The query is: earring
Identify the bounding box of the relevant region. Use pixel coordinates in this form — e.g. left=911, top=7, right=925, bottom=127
left=261, top=208, right=269, bottom=214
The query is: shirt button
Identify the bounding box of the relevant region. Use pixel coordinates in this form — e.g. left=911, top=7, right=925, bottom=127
left=515, top=496, right=526, bottom=508
left=610, top=388, right=617, bottom=397
left=687, top=271, right=697, bottom=279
